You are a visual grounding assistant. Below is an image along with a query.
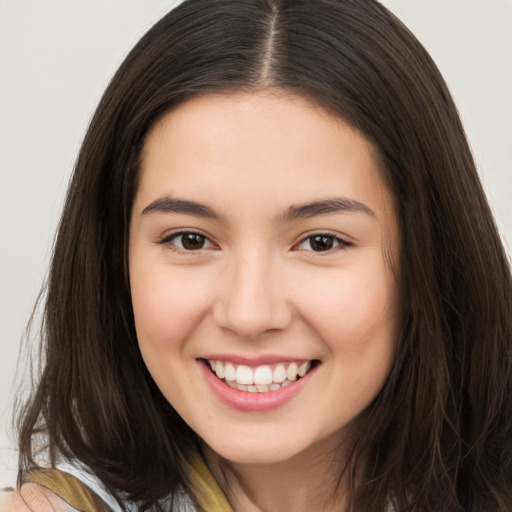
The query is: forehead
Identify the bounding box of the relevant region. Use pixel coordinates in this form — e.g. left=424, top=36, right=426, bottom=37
left=136, top=92, right=394, bottom=221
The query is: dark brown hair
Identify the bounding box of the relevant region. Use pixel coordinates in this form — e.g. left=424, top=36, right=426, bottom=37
left=18, top=0, right=512, bottom=510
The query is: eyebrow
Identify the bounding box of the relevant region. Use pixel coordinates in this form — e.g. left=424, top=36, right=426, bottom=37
left=141, top=195, right=374, bottom=222
left=142, top=196, right=224, bottom=221
left=277, top=197, right=375, bottom=222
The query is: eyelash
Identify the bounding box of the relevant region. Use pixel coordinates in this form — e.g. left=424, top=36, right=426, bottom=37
left=157, top=231, right=351, bottom=254
left=158, top=230, right=217, bottom=252
left=294, top=232, right=351, bottom=253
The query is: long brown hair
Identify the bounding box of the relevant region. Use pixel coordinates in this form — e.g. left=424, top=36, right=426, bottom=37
left=18, top=0, right=512, bottom=510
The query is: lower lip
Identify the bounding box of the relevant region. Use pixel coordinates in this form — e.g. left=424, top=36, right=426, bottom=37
left=199, top=361, right=316, bottom=412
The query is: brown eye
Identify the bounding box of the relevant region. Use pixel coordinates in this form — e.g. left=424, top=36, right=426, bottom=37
left=310, top=235, right=335, bottom=251
left=297, top=234, right=346, bottom=252
left=169, top=232, right=214, bottom=251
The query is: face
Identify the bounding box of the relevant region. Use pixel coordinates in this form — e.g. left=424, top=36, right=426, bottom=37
left=129, top=92, right=400, bottom=465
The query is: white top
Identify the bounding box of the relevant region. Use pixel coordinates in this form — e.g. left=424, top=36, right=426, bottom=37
left=55, top=460, right=197, bottom=512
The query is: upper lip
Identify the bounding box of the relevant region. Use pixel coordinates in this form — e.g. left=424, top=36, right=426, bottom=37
left=199, top=354, right=314, bottom=366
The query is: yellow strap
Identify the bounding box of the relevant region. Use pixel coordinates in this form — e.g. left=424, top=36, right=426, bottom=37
left=189, top=454, right=234, bottom=512
left=22, top=469, right=108, bottom=512
left=22, top=455, right=233, bottom=512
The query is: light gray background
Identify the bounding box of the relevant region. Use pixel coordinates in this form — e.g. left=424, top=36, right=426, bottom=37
left=1, top=0, right=511, bottom=486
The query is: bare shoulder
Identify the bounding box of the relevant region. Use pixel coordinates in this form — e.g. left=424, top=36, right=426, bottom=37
left=0, top=488, right=30, bottom=512
left=0, top=484, right=78, bottom=512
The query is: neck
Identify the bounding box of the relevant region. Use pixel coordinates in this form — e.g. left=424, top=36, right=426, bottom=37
left=202, top=438, right=352, bottom=512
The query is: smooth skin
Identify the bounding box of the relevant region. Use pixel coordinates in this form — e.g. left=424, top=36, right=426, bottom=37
left=0, top=484, right=78, bottom=512
left=129, top=92, right=401, bottom=512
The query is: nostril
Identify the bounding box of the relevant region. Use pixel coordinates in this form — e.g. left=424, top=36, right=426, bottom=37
left=212, top=300, right=293, bottom=339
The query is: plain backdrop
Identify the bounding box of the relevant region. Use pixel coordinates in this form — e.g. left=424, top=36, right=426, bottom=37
left=1, top=0, right=511, bottom=486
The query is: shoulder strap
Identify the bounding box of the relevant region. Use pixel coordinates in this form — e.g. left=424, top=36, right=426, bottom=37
left=188, top=455, right=234, bottom=512
left=22, top=457, right=233, bottom=512
left=21, top=469, right=110, bottom=512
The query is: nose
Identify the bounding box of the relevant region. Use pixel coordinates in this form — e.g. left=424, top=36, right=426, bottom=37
left=213, top=251, right=293, bottom=339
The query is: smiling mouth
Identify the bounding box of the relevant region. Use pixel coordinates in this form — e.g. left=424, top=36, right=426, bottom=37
left=203, top=359, right=319, bottom=393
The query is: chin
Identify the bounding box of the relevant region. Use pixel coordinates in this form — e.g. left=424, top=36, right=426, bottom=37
left=202, top=431, right=333, bottom=467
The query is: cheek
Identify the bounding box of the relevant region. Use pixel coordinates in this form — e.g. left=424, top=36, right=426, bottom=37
left=129, top=259, right=216, bottom=409
left=129, top=259, right=214, bottom=356
left=295, top=260, right=399, bottom=356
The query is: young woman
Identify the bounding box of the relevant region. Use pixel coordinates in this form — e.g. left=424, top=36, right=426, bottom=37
left=2, top=0, right=512, bottom=511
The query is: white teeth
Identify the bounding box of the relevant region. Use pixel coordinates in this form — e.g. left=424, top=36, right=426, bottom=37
left=224, top=362, right=236, bottom=381
left=286, top=362, right=298, bottom=381
left=215, top=361, right=225, bottom=379
left=254, top=365, right=273, bottom=385
left=236, top=365, right=254, bottom=385
left=208, top=359, right=314, bottom=392
left=273, top=364, right=287, bottom=383
left=298, top=361, right=311, bottom=377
